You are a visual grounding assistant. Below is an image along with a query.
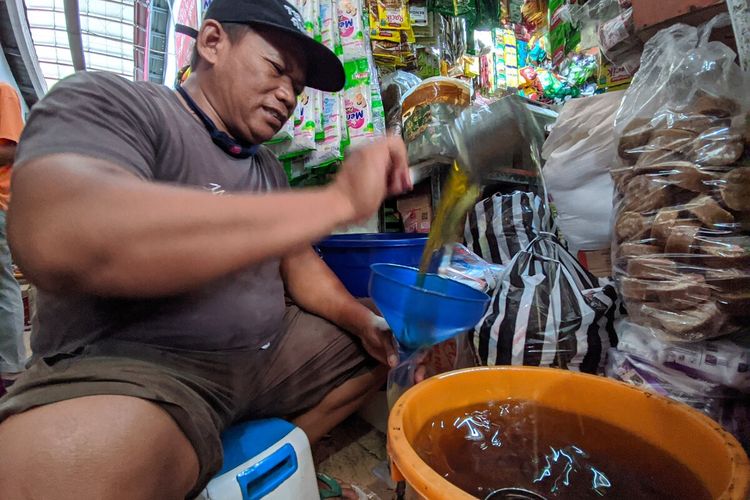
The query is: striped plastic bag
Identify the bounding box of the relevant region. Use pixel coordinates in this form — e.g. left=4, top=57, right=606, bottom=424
left=464, top=191, right=556, bottom=266
left=470, top=234, right=619, bottom=374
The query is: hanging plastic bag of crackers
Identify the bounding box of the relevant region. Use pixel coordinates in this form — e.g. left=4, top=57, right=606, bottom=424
left=611, top=14, right=750, bottom=343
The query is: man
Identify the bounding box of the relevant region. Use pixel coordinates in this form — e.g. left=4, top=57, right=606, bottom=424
left=0, top=0, right=412, bottom=498
left=0, top=82, right=27, bottom=395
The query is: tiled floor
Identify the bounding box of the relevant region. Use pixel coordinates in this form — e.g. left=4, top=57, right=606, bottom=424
left=313, top=415, right=395, bottom=499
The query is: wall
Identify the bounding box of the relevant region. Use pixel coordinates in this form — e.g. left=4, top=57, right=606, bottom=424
left=0, top=41, right=29, bottom=115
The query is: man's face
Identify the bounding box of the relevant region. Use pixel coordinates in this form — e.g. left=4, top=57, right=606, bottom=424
left=209, top=26, right=307, bottom=144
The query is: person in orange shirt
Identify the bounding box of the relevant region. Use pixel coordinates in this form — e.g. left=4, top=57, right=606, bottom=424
left=0, top=82, right=27, bottom=395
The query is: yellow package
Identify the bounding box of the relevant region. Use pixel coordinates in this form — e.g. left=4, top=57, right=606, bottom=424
left=377, top=0, right=410, bottom=30
left=597, top=52, right=633, bottom=89
left=463, top=55, right=480, bottom=78
left=371, top=26, right=416, bottom=43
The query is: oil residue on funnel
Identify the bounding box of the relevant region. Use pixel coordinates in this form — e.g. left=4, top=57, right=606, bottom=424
left=413, top=401, right=711, bottom=499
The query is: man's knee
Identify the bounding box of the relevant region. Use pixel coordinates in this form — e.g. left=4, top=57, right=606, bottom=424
left=0, top=395, right=199, bottom=500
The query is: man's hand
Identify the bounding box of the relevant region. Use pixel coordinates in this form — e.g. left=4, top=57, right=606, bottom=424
left=329, top=136, right=411, bottom=224
left=355, top=312, right=398, bottom=368
left=353, top=312, right=431, bottom=383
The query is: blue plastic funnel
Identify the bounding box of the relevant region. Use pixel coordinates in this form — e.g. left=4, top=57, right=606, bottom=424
left=369, top=263, right=491, bottom=351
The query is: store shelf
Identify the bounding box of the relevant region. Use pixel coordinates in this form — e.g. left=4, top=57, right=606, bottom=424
left=410, top=160, right=538, bottom=186
left=482, top=167, right=539, bottom=185
left=409, top=159, right=448, bottom=185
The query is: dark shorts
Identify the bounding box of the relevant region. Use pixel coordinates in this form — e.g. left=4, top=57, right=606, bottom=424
left=0, top=304, right=375, bottom=497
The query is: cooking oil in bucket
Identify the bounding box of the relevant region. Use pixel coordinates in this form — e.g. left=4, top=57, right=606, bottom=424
left=417, top=161, right=481, bottom=284
left=413, top=400, right=711, bottom=499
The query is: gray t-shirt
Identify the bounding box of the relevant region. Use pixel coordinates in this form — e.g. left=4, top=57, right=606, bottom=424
left=16, top=71, right=290, bottom=356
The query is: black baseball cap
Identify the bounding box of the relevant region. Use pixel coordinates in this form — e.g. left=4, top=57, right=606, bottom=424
left=204, top=0, right=345, bottom=92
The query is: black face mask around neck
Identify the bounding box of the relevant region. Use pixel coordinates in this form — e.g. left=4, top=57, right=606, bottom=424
left=176, top=86, right=259, bottom=159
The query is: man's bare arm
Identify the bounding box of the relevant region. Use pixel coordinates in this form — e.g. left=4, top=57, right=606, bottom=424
left=9, top=137, right=410, bottom=297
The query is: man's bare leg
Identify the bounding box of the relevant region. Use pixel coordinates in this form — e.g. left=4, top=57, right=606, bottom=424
left=0, top=395, right=199, bottom=500
left=293, top=365, right=387, bottom=444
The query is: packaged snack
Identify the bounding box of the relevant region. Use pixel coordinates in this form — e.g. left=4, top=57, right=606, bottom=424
left=268, top=88, right=316, bottom=159
left=438, top=243, right=505, bottom=293
left=615, top=319, right=750, bottom=393
left=598, top=7, right=640, bottom=61
left=337, top=0, right=368, bottom=61
left=370, top=26, right=416, bottom=44
left=267, top=116, right=295, bottom=144
left=305, top=91, right=344, bottom=168
left=597, top=55, right=634, bottom=90
left=409, top=2, right=428, bottom=27
left=369, top=61, right=386, bottom=137
left=440, top=14, right=469, bottom=71
left=283, top=156, right=307, bottom=183
left=558, top=52, right=598, bottom=86
left=372, top=38, right=416, bottom=68
left=296, top=0, right=320, bottom=39
left=376, top=0, right=410, bottom=30
left=415, top=46, right=441, bottom=78
left=606, top=348, right=748, bottom=431
left=343, top=59, right=375, bottom=147
left=320, top=0, right=343, bottom=55
left=433, top=0, right=473, bottom=17
left=548, top=0, right=580, bottom=67
left=611, top=15, right=750, bottom=342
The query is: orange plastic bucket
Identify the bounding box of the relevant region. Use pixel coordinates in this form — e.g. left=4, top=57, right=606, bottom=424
left=388, top=366, right=750, bottom=499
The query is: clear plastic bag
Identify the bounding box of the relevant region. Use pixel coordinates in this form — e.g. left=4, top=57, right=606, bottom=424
left=386, top=332, right=475, bottom=409
left=611, top=14, right=750, bottom=342
left=304, top=91, right=344, bottom=168
left=380, top=70, right=422, bottom=136
left=437, top=243, right=505, bottom=293
left=342, top=59, right=377, bottom=148
left=615, top=319, right=750, bottom=393
left=337, top=0, right=368, bottom=61
left=597, top=6, right=642, bottom=70
left=369, top=60, right=386, bottom=138
left=606, top=348, right=750, bottom=452
left=267, top=89, right=316, bottom=159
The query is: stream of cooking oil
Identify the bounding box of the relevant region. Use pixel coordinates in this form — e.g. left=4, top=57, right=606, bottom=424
left=416, top=161, right=481, bottom=286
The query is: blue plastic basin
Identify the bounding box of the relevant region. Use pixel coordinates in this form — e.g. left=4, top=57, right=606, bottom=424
left=369, top=263, right=491, bottom=350
left=317, top=233, right=428, bottom=297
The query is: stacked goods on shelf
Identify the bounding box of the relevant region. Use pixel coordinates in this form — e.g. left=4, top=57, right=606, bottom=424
left=368, top=0, right=417, bottom=68
left=612, top=26, right=749, bottom=342
left=268, top=0, right=385, bottom=185
left=608, top=16, right=750, bottom=452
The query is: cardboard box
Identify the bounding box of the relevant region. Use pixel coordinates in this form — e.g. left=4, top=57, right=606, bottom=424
left=577, top=248, right=613, bottom=278
left=631, top=0, right=732, bottom=48
left=397, top=184, right=432, bottom=233
left=632, top=0, right=724, bottom=32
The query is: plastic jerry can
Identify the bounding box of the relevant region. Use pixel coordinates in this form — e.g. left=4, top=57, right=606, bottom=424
left=196, top=419, right=318, bottom=500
